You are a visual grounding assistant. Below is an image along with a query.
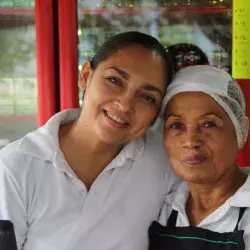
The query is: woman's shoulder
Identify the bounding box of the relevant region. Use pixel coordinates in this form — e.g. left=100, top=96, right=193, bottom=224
left=143, top=130, right=166, bottom=154
left=142, top=130, right=175, bottom=169
left=0, top=137, right=32, bottom=175
left=0, top=109, right=78, bottom=176
left=138, top=130, right=182, bottom=194
left=139, top=130, right=171, bottom=172
left=0, top=126, right=56, bottom=181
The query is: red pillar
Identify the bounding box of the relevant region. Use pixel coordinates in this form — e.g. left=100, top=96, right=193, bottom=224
left=237, top=79, right=250, bottom=167
left=58, top=0, right=79, bottom=110
left=35, top=0, right=58, bottom=126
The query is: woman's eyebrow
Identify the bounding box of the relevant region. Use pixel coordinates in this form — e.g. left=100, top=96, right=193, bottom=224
left=142, top=84, right=163, bottom=97
left=165, top=113, right=181, bottom=119
left=201, top=112, right=223, bottom=119
left=107, top=66, right=129, bottom=80
left=107, top=66, right=163, bottom=96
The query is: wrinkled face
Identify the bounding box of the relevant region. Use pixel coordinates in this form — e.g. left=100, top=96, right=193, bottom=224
left=164, top=92, right=238, bottom=184
left=79, top=45, right=167, bottom=145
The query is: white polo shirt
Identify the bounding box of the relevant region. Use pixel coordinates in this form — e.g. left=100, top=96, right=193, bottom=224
left=159, top=173, right=250, bottom=248
left=0, top=109, right=179, bottom=250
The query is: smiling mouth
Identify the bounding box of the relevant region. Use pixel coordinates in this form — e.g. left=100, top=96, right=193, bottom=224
left=103, top=110, right=129, bottom=127
left=182, top=155, right=207, bottom=166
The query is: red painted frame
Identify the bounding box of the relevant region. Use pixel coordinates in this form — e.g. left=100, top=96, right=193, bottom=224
left=35, top=0, right=59, bottom=126
left=58, top=0, right=79, bottom=111
left=237, top=80, right=250, bottom=167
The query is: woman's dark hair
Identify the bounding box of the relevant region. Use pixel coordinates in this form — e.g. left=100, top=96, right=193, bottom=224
left=90, top=31, right=172, bottom=84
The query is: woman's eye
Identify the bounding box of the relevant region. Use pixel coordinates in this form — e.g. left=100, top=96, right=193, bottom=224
left=169, top=122, right=184, bottom=130
left=107, top=76, right=122, bottom=86
left=142, top=94, right=156, bottom=104
left=203, top=121, right=217, bottom=128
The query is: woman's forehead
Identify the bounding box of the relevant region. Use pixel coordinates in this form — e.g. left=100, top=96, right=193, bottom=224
left=104, top=46, right=165, bottom=67
left=165, top=92, right=226, bottom=117
left=96, top=47, right=167, bottom=91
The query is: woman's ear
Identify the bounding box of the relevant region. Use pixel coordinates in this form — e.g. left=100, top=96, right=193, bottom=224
left=78, top=60, right=92, bottom=91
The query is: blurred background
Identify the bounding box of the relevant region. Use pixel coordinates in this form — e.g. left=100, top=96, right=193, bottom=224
left=0, top=0, right=234, bottom=147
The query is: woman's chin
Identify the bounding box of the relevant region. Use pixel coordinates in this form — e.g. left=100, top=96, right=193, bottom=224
left=174, top=166, right=212, bottom=184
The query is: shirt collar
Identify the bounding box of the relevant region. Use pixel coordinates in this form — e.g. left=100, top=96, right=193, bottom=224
left=228, top=173, right=250, bottom=207
left=107, top=138, right=144, bottom=169
left=17, top=109, right=81, bottom=161
left=17, top=108, right=145, bottom=168
left=165, top=172, right=250, bottom=211
left=165, top=181, right=189, bottom=213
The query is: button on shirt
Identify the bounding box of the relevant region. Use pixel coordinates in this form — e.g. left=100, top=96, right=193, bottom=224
left=0, top=109, right=179, bottom=250
left=159, top=174, right=250, bottom=249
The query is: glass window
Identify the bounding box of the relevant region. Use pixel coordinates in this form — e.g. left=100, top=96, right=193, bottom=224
left=0, top=0, right=36, bottom=148
left=77, top=0, right=232, bottom=129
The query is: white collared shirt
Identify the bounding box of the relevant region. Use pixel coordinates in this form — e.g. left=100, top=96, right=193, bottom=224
left=0, top=109, right=179, bottom=250
left=159, top=174, right=250, bottom=248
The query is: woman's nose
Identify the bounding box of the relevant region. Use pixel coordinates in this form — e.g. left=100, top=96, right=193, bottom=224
left=182, top=128, right=203, bottom=149
left=115, top=94, right=134, bottom=113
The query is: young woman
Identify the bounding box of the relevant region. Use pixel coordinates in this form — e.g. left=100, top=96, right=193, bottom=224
left=149, top=65, right=250, bottom=250
left=0, top=32, right=179, bottom=250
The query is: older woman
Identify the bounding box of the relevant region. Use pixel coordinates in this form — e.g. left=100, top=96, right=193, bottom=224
left=149, top=65, right=250, bottom=250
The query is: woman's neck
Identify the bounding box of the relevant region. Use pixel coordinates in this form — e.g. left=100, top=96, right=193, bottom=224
left=59, top=118, right=122, bottom=189
left=186, top=168, right=247, bottom=226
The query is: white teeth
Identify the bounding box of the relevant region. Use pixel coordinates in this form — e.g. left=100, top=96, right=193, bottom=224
left=106, top=111, right=126, bottom=125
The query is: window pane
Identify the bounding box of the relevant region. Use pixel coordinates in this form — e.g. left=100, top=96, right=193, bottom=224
left=77, top=0, right=232, bottom=129
left=0, top=0, right=36, bottom=148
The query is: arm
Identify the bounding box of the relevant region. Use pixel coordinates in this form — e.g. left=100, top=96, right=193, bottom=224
left=0, top=159, right=28, bottom=250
